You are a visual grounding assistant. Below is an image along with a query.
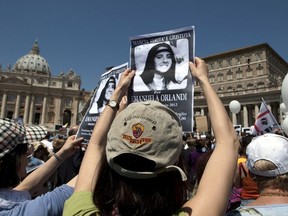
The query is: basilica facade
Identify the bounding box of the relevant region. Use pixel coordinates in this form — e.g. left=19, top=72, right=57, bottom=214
left=0, top=41, right=86, bottom=131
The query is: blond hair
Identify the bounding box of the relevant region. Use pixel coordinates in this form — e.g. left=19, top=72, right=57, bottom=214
left=253, top=159, right=288, bottom=192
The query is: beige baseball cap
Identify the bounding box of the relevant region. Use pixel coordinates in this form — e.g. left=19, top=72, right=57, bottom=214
left=106, top=100, right=187, bottom=181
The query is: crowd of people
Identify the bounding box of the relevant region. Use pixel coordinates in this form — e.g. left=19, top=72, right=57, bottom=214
left=0, top=57, right=288, bottom=215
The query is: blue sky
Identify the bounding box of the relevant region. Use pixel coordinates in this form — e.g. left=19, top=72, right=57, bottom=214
left=0, top=0, right=287, bottom=91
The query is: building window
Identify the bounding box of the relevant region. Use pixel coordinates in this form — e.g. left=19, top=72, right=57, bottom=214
left=7, top=93, right=16, bottom=103
left=63, top=110, right=71, bottom=126
left=68, top=81, right=73, bottom=87
left=64, top=98, right=73, bottom=107
left=218, top=60, right=224, bottom=68
left=258, top=82, right=265, bottom=88
left=35, top=95, right=43, bottom=105
left=20, top=96, right=26, bottom=105
left=209, top=74, right=215, bottom=83
left=237, top=85, right=243, bottom=91
left=257, top=68, right=264, bottom=75
left=235, top=56, right=241, bottom=65
left=227, top=58, right=232, bottom=67
left=217, top=73, right=223, bottom=82
left=48, top=97, right=54, bottom=106
left=227, top=86, right=233, bottom=92
left=246, top=68, right=253, bottom=77
left=247, top=83, right=254, bottom=89
left=34, top=113, right=40, bottom=124
left=37, top=78, right=45, bottom=84
left=218, top=86, right=224, bottom=92
left=227, top=70, right=233, bottom=80
left=255, top=52, right=262, bottom=61
left=7, top=111, right=13, bottom=119
left=236, top=71, right=243, bottom=79
left=48, top=112, right=55, bottom=123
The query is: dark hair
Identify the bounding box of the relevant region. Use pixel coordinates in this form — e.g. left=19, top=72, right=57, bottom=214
left=68, top=125, right=79, bottom=136
left=93, top=154, right=189, bottom=215
left=238, top=134, right=255, bottom=156
left=195, top=150, right=213, bottom=183
left=97, top=76, right=116, bottom=108
left=0, top=144, right=28, bottom=188
left=140, top=43, right=177, bottom=89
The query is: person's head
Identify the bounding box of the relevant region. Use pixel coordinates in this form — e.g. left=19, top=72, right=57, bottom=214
left=52, top=135, right=65, bottom=152
left=0, top=118, right=47, bottom=188
left=154, top=46, right=173, bottom=73
left=186, top=137, right=197, bottom=148
left=68, top=125, right=79, bottom=136
left=33, top=141, right=51, bottom=162
left=93, top=101, right=189, bottom=215
left=97, top=76, right=116, bottom=107
left=246, top=133, right=288, bottom=192
left=141, top=43, right=177, bottom=85
left=238, top=134, right=255, bottom=156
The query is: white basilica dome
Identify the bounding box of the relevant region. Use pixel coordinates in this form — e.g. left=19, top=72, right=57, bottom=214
left=13, top=40, right=51, bottom=76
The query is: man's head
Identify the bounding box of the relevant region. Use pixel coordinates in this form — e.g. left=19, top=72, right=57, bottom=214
left=246, top=133, right=288, bottom=177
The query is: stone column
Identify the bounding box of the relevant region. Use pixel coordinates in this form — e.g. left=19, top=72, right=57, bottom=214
left=14, top=94, right=21, bottom=118
left=232, top=113, right=237, bottom=125
left=243, top=105, right=248, bottom=127
left=254, top=104, right=259, bottom=119
left=201, top=108, right=205, bottom=116
left=41, top=96, right=47, bottom=125
left=28, top=95, right=35, bottom=124
left=0, top=92, right=7, bottom=118
left=23, top=95, right=30, bottom=124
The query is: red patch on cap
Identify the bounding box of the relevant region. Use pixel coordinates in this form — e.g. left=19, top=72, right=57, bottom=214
left=132, top=123, right=144, bottom=138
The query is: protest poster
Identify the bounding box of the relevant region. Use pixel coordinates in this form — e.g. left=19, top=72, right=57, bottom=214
left=195, top=115, right=208, bottom=133
left=76, top=63, right=128, bottom=144
left=128, top=26, right=195, bottom=132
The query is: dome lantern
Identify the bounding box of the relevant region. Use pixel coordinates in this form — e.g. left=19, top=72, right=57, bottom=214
left=13, top=40, right=51, bottom=76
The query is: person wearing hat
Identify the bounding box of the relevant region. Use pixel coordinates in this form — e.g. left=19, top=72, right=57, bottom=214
left=63, top=57, right=239, bottom=216
left=227, top=133, right=288, bottom=215
left=0, top=118, right=83, bottom=215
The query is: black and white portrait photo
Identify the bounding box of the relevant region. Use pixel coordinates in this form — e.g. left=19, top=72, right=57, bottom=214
left=89, top=76, right=116, bottom=114
left=133, top=40, right=189, bottom=92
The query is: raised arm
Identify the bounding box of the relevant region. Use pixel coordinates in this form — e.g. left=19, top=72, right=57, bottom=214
left=183, top=57, right=239, bottom=216
left=15, top=135, right=83, bottom=194
left=74, top=68, right=135, bottom=192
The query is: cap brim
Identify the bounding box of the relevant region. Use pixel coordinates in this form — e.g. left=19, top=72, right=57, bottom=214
left=110, top=162, right=187, bottom=181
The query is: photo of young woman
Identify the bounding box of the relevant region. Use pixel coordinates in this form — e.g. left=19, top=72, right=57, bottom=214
left=89, top=76, right=116, bottom=114
left=133, top=41, right=188, bottom=91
